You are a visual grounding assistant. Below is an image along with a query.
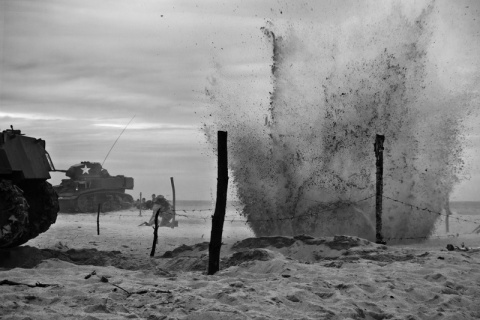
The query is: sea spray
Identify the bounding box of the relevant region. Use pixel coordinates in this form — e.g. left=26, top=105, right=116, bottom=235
left=203, top=2, right=476, bottom=242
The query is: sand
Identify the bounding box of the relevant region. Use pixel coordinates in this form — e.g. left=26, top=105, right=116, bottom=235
left=1, top=208, right=480, bottom=320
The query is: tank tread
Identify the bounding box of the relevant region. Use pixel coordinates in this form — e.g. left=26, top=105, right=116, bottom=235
left=0, top=180, right=29, bottom=248
left=77, top=191, right=134, bottom=213
left=7, top=181, right=59, bottom=247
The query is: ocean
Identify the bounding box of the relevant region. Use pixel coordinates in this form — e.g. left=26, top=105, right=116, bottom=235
left=450, top=202, right=480, bottom=216
left=169, top=200, right=480, bottom=247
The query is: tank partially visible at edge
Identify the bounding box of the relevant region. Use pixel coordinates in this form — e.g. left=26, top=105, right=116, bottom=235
left=0, top=127, right=59, bottom=248
left=54, top=161, right=134, bottom=213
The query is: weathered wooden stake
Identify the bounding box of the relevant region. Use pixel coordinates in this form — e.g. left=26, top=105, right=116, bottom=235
left=445, top=198, right=451, bottom=233
left=446, top=214, right=450, bottom=233
left=97, top=203, right=101, bottom=235
left=150, top=208, right=161, bottom=257
left=208, top=131, right=229, bottom=275
left=170, top=177, right=176, bottom=229
left=374, top=134, right=386, bottom=245
left=139, top=192, right=142, bottom=216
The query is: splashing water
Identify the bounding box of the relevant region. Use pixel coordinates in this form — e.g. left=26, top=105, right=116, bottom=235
left=204, top=2, right=478, bottom=242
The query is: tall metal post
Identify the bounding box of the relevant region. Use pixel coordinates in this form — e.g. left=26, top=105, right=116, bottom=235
left=374, top=134, right=386, bottom=244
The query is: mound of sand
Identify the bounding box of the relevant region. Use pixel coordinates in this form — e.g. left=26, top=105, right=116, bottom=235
left=1, top=211, right=479, bottom=319
left=1, top=235, right=480, bottom=319
left=0, top=235, right=468, bottom=273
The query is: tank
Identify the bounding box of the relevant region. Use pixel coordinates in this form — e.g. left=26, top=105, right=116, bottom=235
left=54, top=161, right=134, bottom=213
left=0, top=127, right=59, bottom=248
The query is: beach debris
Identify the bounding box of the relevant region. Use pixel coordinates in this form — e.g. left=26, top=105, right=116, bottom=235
left=85, top=270, right=129, bottom=294
left=84, top=270, right=96, bottom=279
left=446, top=243, right=480, bottom=253
left=472, top=224, right=480, bottom=234
left=446, top=243, right=469, bottom=251
left=83, top=270, right=171, bottom=296
left=0, top=279, right=59, bottom=288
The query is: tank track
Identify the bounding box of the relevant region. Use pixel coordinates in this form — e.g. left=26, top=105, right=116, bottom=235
left=76, top=192, right=134, bottom=213
left=6, top=181, right=59, bottom=247
left=0, top=180, right=29, bottom=248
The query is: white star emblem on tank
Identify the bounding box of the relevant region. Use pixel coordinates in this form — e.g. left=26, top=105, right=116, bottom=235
left=81, top=165, right=91, bottom=175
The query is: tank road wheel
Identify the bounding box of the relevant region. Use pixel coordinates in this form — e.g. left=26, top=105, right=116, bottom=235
left=7, top=181, right=60, bottom=247
left=121, top=194, right=134, bottom=210
left=102, top=199, right=120, bottom=213
left=77, top=194, right=95, bottom=213
left=0, top=180, right=29, bottom=248
left=101, top=194, right=122, bottom=212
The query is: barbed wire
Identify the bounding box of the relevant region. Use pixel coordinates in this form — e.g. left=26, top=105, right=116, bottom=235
left=115, top=196, right=376, bottom=221
left=382, top=195, right=480, bottom=227
left=241, top=195, right=376, bottom=223
left=124, top=193, right=480, bottom=238
left=171, top=195, right=480, bottom=240
left=165, top=195, right=375, bottom=223
left=383, top=234, right=478, bottom=241
left=172, top=195, right=480, bottom=226
left=135, top=195, right=375, bottom=222
left=142, top=191, right=372, bottom=213
left=176, top=208, right=213, bottom=213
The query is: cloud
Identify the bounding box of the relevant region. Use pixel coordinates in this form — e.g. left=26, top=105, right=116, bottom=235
left=0, top=112, right=74, bottom=121
left=2, top=0, right=479, bottom=200
left=93, top=122, right=197, bottom=131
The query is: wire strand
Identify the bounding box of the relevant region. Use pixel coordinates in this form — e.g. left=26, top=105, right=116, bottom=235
left=102, top=115, right=135, bottom=167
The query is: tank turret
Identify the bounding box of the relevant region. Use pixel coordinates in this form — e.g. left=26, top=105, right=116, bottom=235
left=54, top=161, right=134, bottom=213
left=0, top=127, right=59, bottom=248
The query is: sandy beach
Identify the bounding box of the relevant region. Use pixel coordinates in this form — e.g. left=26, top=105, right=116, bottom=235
left=2, top=1, right=480, bottom=319
left=1, top=207, right=480, bottom=320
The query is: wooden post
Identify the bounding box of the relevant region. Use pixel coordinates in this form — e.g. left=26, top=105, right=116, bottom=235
left=97, top=203, right=101, bottom=235
left=208, top=131, right=229, bottom=275
left=446, top=214, right=450, bottom=233
left=445, top=198, right=451, bottom=233
left=139, top=192, right=142, bottom=216
left=150, top=208, right=161, bottom=257
left=374, top=134, right=386, bottom=245
left=170, top=177, right=176, bottom=229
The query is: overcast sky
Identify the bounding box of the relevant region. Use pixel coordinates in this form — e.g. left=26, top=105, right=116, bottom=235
left=1, top=0, right=479, bottom=201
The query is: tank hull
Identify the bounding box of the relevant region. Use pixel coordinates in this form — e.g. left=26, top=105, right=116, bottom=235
left=0, top=128, right=59, bottom=248
left=58, top=189, right=134, bottom=213
left=54, top=161, right=134, bottom=213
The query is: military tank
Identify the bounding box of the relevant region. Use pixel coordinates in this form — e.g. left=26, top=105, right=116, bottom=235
left=0, top=127, right=59, bottom=248
left=54, top=161, right=134, bottom=213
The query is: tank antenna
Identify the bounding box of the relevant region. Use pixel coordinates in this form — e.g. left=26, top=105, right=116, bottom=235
left=101, top=115, right=135, bottom=167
